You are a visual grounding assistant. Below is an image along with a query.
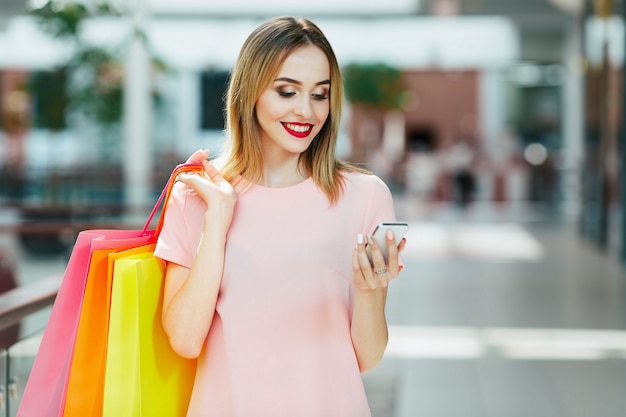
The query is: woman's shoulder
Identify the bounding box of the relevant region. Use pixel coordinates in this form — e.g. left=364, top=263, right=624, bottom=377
left=338, top=170, right=393, bottom=207
left=341, top=169, right=390, bottom=191
left=335, top=169, right=395, bottom=216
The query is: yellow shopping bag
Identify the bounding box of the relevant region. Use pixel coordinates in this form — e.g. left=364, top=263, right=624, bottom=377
left=103, top=248, right=196, bottom=417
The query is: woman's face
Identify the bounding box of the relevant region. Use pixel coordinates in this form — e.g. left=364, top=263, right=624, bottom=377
left=255, top=45, right=330, bottom=160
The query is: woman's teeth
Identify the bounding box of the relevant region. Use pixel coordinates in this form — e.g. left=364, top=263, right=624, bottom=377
left=284, top=123, right=311, bottom=133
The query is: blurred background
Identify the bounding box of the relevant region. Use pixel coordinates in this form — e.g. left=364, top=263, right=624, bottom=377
left=1, top=0, right=626, bottom=416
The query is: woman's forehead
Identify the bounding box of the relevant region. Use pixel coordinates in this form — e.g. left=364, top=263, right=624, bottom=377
left=274, top=45, right=330, bottom=82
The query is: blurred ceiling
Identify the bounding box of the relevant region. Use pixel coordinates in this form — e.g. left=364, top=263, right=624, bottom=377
left=0, top=0, right=576, bottom=20
left=0, top=0, right=619, bottom=63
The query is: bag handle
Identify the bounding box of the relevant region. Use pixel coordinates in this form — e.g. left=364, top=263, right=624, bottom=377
left=142, top=162, right=205, bottom=234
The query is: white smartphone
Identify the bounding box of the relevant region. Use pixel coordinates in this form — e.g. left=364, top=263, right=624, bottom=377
left=367, top=222, right=409, bottom=263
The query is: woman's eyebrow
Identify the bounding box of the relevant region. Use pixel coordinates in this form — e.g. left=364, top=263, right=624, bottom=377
left=274, top=77, right=330, bottom=86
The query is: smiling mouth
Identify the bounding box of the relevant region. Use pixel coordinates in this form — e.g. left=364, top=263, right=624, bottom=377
left=282, top=122, right=313, bottom=138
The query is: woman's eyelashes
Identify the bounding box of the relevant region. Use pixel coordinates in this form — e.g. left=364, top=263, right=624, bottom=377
left=277, top=90, right=296, bottom=98
left=275, top=87, right=329, bottom=101
left=312, top=91, right=329, bottom=100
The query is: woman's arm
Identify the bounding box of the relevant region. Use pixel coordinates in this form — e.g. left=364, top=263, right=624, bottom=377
left=161, top=151, right=236, bottom=359
left=351, top=231, right=405, bottom=373
left=162, top=217, right=229, bottom=359
left=350, top=284, right=389, bottom=373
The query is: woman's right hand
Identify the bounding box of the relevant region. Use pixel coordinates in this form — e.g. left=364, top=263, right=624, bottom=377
left=178, top=149, right=237, bottom=227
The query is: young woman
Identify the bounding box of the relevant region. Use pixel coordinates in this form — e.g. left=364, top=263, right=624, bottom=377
left=155, top=16, right=406, bottom=417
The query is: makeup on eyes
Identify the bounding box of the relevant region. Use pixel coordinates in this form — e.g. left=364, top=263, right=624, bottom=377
left=275, top=85, right=329, bottom=100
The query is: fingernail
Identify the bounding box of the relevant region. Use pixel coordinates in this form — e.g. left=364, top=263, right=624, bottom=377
left=387, top=230, right=394, bottom=240
left=367, top=236, right=375, bottom=246
left=357, top=233, right=364, bottom=245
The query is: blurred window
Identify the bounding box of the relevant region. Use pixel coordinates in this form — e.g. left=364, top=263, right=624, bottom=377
left=407, top=126, right=437, bottom=152
left=30, top=69, right=69, bottom=130
left=200, top=70, right=229, bottom=130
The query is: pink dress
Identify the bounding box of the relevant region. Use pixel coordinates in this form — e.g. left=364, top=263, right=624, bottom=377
left=155, top=171, right=398, bottom=417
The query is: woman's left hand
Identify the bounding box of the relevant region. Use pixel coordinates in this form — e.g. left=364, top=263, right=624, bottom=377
left=352, top=230, right=406, bottom=291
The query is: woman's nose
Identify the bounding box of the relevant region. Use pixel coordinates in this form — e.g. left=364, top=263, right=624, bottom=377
left=294, top=96, right=312, bottom=118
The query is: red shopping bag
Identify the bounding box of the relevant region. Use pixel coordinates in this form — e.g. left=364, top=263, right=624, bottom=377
left=17, top=163, right=202, bottom=417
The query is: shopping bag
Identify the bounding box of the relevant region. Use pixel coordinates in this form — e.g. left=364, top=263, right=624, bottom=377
left=18, top=230, right=156, bottom=417
left=62, top=243, right=157, bottom=416
left=134, top=255, right=195, bottom=415
left=18, top=163, right=202, bottom=417
left=102, top=248, right=195, bottom=417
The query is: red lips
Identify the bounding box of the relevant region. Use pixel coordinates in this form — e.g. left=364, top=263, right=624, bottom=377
left=282, top=122, right=313, bottom=138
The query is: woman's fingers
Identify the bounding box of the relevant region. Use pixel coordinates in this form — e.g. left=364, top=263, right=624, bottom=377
left=177, top=172, right=208, bottom=191
left=366, top=236, right=389, bottom=286
left=353, top=234, right=388, bottom=289
left=398, top=238, right=406, bottom=253
left=202, top=160, right=222, bottom=179
left=353, top=234, right=375, bottom=289
left=386, top=230, right=400, bottom=278
left=352, top=230, right=405, bottom=291
left=185, top=149, right=209, bottom=164
left=178, top=161, right=236, bottom=205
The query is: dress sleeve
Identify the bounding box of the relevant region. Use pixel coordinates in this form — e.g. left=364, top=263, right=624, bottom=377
left=363, top=175, right=398, bottom=235
left=155, top=182, right=203, bottom=269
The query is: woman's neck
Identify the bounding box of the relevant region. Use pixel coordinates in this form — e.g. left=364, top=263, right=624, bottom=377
left=261, top=154, right=308, bottom=188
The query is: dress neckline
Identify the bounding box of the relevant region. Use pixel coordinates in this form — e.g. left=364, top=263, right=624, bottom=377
left=250, top=176, right=314, bottom=190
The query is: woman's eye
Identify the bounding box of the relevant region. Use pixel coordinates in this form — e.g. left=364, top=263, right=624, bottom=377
left=275, top=87, right=328, bottom=100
